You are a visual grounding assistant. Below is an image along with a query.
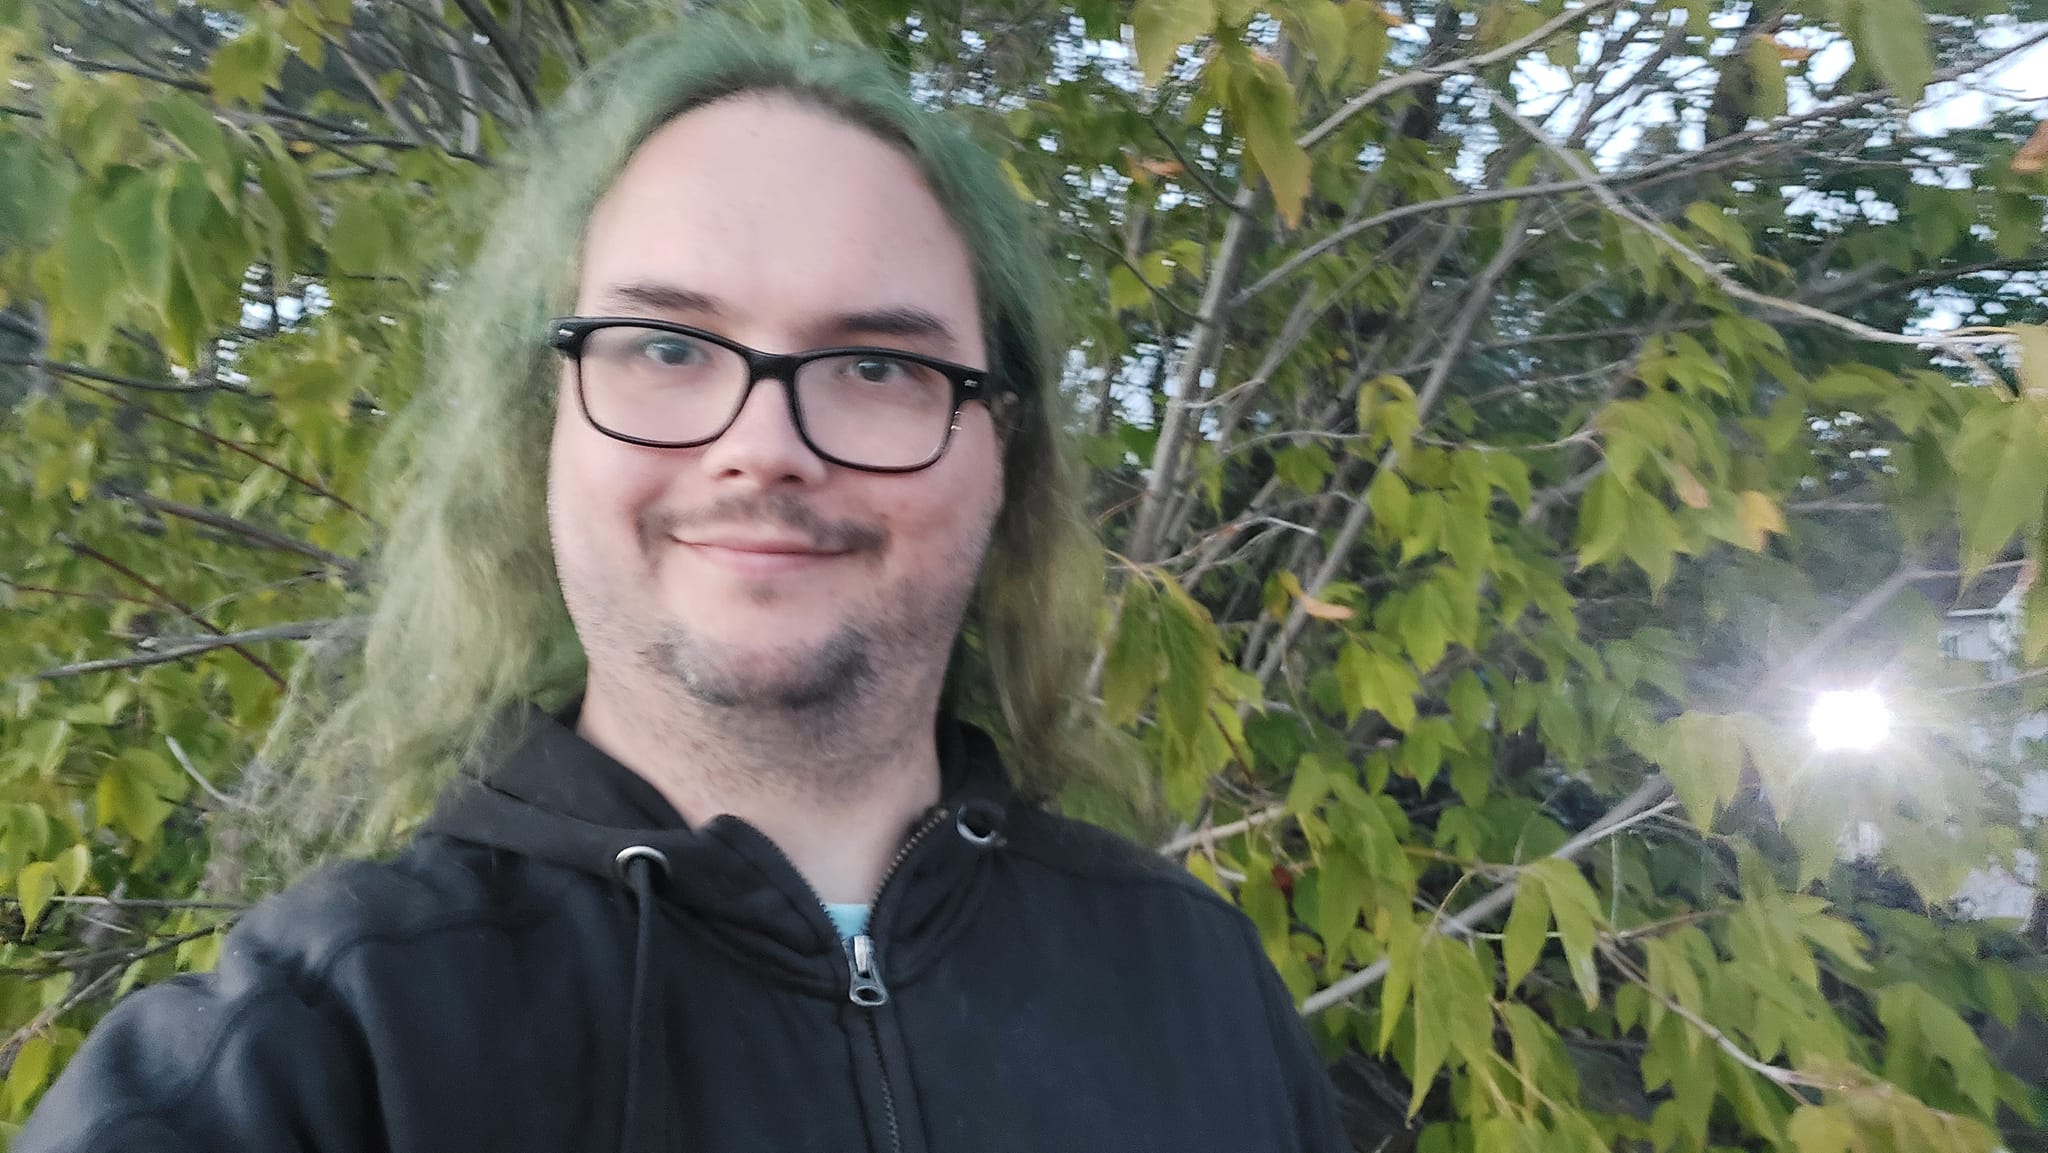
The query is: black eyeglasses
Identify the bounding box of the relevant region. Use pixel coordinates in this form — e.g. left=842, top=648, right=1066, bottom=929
left=546, top=316, right=1002, bottom=473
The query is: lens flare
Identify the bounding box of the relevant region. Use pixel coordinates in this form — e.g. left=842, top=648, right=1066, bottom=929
left=1808, top=689, right=1892, bottom=752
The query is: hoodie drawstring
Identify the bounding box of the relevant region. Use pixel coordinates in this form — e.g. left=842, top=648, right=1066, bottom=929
left=613, top=846, right=670, bottom=1153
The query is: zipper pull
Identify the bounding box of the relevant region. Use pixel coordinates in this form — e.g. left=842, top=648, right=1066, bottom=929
left=846, top=933, right=889, bottom=1007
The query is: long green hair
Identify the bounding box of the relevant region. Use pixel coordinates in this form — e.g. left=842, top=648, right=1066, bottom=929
left=239, top=11, right=1122, bottom=879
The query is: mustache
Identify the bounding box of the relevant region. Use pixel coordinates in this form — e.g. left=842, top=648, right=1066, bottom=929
left=637, top=493, right=887, bottom=554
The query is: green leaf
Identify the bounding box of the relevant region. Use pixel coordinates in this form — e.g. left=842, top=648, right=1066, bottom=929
left=1575, top=472, right=1629, bottom=568
left=1855, top=0, right=1933, bottom=105
left=150, top=95, right=238, bottom=206
left=96, top=748, right=180, bottom=843
left=3, top=1034, right=55, bottom=1116
left=1878, top=984, right=1998, bottom=1119
left=1367, top=468, right=1412, bottom=536
left=1315, top=846, right=1369, bottom=945
left=1658, top=712, right=1744, bottom=826
left=1227, top=51, right=1310, bottom=227
left=207, top=12, right=288, bottom=107
left=1785, top=1105, right=1856, bottom=1153
left=1155, top=580, right=1222, bottom=742
left=1398, top=581, right=1453, bottom=673
left=1273, top=442, right=1334, bottom=494
left=1335, top=642, right=1419, bottom=731
left=1109, top=264, right=1151, bottom=311
left=1525, top=859, right=1601, bottom=1010
left=1501, top=875, right=1550, bottom=992
left=327, top=194, right=392, bottom=277
left=1746, top=35, right=1787, bottom=121
left=1102, top=583, right=1161, bottom=726
left=1376, top=910, right=1422, bottom=1053
left=16, top=860, right=55, bottom=933
left=1133, top=0, right=1216, bottom=86
left=1948, top=397, right=2048, bottom=567
left=1409, top=933, right=1493, bottom=1115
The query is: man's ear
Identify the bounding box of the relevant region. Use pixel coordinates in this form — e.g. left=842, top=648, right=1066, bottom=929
left=988, top=392, right=1023, bottom=446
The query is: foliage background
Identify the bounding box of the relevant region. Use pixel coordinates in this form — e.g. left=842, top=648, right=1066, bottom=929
left=2, top=0, right=2047, bottom=1147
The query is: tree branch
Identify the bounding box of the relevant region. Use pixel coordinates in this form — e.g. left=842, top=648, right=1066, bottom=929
left=119, top=491, right=359, bottom=573
left=61, top=376, right=369, bottom=519
left=1298, top=0, right=1626, bottom=152
left=1297, top=556, right=1940, bottom=1014
left=60, top=539, right=287, bottom=687
left=1485, top=88, right=2016, bottom=366
left=30, top=619, right=340, bottom=681
left=1256, top=209, right=1539, bottom=688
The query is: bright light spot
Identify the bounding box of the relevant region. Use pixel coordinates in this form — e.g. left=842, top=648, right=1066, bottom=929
left=1809, top=690, right=1892, bottom=752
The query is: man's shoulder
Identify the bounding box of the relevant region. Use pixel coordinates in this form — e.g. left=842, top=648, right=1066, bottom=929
left=999, top=806, right=1242, bottom=918
left=225, top=837, right=541, bottom=991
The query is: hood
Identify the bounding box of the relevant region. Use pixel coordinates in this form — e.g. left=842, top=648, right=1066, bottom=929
left=418, top=700, right=1014, bottom=991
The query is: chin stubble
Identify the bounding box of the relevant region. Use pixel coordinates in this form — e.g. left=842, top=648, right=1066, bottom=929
left=643, top=622, right=879, bottom=713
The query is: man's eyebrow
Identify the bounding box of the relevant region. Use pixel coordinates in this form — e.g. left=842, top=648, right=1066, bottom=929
left=825, top=306, right=958, bottom=346
left=599, top=282, right=726, bottom=315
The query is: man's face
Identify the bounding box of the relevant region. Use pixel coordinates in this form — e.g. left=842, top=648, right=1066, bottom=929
left=550, top=94, right=1003, bottom=713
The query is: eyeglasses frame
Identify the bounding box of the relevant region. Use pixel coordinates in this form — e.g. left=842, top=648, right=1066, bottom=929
left=546, top=315, right=1004, bottom=474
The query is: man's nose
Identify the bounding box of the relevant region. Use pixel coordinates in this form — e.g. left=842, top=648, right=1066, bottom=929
left=698, top=375, right=830, bottom=484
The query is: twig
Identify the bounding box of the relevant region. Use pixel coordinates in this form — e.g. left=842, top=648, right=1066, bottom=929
left=16, top=895, right=248, bottom=911
left=1298, top=0, right=1626, bottom=151
left=1125, top=181, right=1259, bottom=564
left=30, top=619, right=338, bottom=681
left=60, top=539, right=287, bottom=688
left=61, top=376, right=369, bottom=519
left=1482, top=90, right=2016, bottom=371
left=165, top=735, right=252, bottom=811
left=119, top=491, right=359, bottom=573
left=1158, top=803, right=1293, bottom=855
left=1598, top=941, right=1810, bottom=1095
left=1298, top=775, right=1674, bottom=1015
left=0, top=965, right=122, bottom=1075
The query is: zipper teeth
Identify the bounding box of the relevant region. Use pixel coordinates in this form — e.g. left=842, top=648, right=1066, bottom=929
left=868, top=1021, right=904, bottom=1153
left=751, top=804, right=950, bottom=927
left=873, top=805, right=950, bottom=905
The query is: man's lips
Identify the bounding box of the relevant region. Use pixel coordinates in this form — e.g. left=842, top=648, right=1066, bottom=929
left=673, top=535, right=851, bottom=575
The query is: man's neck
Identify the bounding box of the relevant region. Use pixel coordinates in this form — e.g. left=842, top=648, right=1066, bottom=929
left=574, top=676, right=944, bottom=905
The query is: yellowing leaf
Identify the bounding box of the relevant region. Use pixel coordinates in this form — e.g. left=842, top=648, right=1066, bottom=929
left=2014, top=121, right=2048, bottom=174
left=51, top=843, right=89, bottom=894
left=2013, top=323, right=2048, bottom=399
left=16, top=860, right=55, bottom=933
left=1132, top=0, right=1217, bottom=87
left=1672, top=464, right=1710, bottom=509
left=1279, top=571, right=1355, bottom=620
left=1735, top=490, right=1788, bottom=551
left=1786, top=1105, right=1857, bottom=1153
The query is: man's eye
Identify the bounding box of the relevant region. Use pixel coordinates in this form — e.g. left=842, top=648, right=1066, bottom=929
left=640, top=337, right=706, bottom=367
left=849, top=356, right=908, bottom=383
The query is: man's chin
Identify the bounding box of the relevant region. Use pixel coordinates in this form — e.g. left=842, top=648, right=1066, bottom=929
left=643, top=627, right=875, bottom=712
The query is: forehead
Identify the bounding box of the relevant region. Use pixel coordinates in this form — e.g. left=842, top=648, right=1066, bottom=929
left=578, top=94, right=982, bottom=355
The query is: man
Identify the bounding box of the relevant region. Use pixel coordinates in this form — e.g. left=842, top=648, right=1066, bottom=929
left=22, top=15, right=1355, bottom=1153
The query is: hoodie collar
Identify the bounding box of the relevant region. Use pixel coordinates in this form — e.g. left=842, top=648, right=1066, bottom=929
left=419, top=700, right=1012, bottom=992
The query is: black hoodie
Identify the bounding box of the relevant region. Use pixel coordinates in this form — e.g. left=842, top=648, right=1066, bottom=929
left=20, top=704, right=1355, bottom=1153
